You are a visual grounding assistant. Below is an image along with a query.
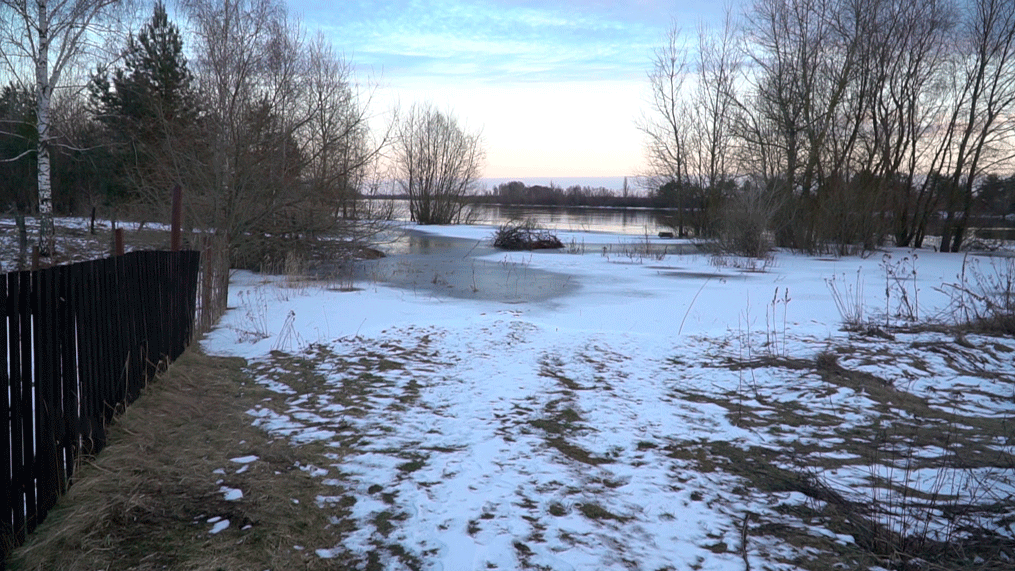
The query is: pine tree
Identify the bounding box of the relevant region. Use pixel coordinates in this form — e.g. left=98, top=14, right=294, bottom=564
left=0, top=84, right=38, bottom=211
left=93, top=1, right=195, bottom=135
left=89, top=1, right=196, bottom=203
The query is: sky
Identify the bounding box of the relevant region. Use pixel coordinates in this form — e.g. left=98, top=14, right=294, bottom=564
left=287, top=0, right=731, bottom=185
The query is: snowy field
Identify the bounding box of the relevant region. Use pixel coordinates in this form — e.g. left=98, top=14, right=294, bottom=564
left=203, top=225, right=1015, bottom=570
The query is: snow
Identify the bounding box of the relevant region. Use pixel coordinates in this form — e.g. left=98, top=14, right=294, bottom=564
left=202, top=224, right=1015, bottom=570
left=220, top=486, right=243, bottom=501
left=209, top=519, right=230, bottom=534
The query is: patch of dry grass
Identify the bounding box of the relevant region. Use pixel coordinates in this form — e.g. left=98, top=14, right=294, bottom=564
left=679, top=347, right=1015, bottom=571
left=9, top=349, right=353, bottom=571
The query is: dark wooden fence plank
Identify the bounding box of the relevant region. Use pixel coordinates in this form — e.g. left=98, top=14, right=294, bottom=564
left=76, top=259, right=103, bottom=457
left=59, top=264, right=78, bottom=491
left=100, top=256, right=119, bottom=425
left=32, top=267, right=59, bottom=527
left=155, top=252, right=169, bottom=367
left=121, top=255, right=141, bottom=405
left=1, top=274, right=10, bottom=557
left=6, top=272, right=25, bottom=549
left=18, top=270, right=35, bottom=536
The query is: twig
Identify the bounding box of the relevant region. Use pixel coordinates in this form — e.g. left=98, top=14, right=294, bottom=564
left=463, top=238, right=482, bottom=259
left=678, top=278, right=711, bottom=335
left=740, top=512, right=752, bottom=571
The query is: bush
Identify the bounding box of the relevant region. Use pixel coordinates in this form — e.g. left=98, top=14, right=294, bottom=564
left=714, top=185, right=774, bottom=258
left=938, top=254, right=1015, bottom=334
left=492, top=220, right=563, bottom=250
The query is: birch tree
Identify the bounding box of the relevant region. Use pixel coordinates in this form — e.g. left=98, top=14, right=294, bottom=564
left=0, top=0, right=122, bottom=255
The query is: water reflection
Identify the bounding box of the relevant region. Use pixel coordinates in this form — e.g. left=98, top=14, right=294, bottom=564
left=389, top=232, right=463, bottom=255
left=371, top=199, right=679, bottom=236
left=467, top=204, right=675, bottom=236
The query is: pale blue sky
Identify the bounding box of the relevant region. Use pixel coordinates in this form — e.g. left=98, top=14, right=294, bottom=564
left=289, top=0, right=729, bottom=182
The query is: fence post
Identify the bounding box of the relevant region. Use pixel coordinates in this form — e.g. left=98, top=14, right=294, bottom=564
left=114, top=229, right=124, bottom=257
left=171, top=185, right=182, bottom=252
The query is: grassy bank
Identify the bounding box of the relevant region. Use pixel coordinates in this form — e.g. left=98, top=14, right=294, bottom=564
left=8, top=349, right=349, bottom=571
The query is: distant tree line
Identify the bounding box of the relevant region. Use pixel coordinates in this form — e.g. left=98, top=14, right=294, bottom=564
left=648, top=175, right=1015, bottom=242
left=477, top=180, right=658, bottom=209
left=642, top=0, right=1015, bottom=255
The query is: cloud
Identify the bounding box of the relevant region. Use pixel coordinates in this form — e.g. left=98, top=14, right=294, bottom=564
left=291, top=0, right=730, bottom=177
left=301, top=0, right=661, bottom=84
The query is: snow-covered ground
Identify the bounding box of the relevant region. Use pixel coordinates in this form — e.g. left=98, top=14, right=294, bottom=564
left=0, top=215, right=171, bottom=272
left=203, top=225, right=1015, bottom=570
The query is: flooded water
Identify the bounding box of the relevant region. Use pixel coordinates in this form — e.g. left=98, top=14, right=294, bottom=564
left=465, top=204, right=677, bottom=236
left=353, top=229, right=581, bottom=304
left=348, top=201, right=686, bottom=304
left=374, top=200, right=677, bottom=236
left=346, top=201, right=708, bottom=303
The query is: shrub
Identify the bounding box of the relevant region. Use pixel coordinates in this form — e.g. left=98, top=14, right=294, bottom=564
left=713, top=185, right=774, bottom=258
left=938, top=254, right=1015, bottom=334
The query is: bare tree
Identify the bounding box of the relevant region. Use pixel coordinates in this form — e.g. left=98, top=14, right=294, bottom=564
left=739, top=0, right=816, bottom=248
left=394, top=102, right=484, bottom=225
left=862, top=0, right=955, bottom=248
left=743, top=0, right=873, bottom=250
left=938, top=0, right=1015, bottom=252
left=168, top=0, right=382, bottom=266
left=0, top=0, right=123, bottom=255
left=651, top=0, right=1015, bottom=255
left=638, top=24, right=692, bottom=236
left=688, top=9, right=741, bottom=236
left=301, top=32, right=380, bottom=224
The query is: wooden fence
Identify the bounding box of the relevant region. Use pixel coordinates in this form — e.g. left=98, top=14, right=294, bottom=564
left=1, top=250, right=201, bottom=566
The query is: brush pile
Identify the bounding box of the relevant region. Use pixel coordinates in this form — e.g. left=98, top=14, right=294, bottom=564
left=492, top=220, right=563, bottom=250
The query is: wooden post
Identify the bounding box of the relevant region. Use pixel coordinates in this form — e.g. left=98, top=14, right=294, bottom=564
left=114, top=229, right=124, bottom=256
left=15, top=213, right=27, bottom=268
left=170, top=185, right=182, bottom=252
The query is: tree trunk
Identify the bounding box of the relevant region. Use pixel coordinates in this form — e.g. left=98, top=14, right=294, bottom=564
left=949, top=181, right=976, bottom=253
left=16, top=213, right=28, bottom=270
left=35, top=0, right=55, bottom=256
